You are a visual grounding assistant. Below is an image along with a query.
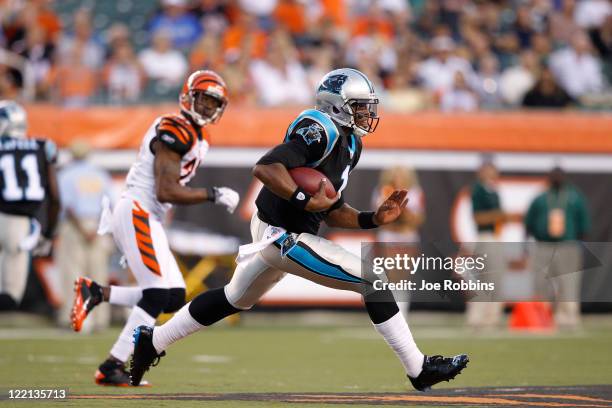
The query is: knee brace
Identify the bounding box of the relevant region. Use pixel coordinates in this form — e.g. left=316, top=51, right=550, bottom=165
left=163, top=287, right=186, bottom=313
left=137, top=288, right=170, bottom=318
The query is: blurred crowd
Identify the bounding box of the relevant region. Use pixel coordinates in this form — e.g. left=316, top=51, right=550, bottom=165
left=1, top=0, right=612, bottom=111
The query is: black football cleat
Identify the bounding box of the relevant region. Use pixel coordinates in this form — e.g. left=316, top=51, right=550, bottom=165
left=71, top=277, right=103, bottom=332
left=95, top=359, right=150, bottom=387
left=130, top=326, right=165, bottom=386
left=408, top=354, right=469, bottom=392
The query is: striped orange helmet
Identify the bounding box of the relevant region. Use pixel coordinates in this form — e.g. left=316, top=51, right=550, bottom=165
left=180, top=70, right=228, bottom=126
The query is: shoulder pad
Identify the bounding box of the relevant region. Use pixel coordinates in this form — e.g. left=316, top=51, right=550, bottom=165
left=156, top=114, right=197, bottom=154
left=284, top=109, right=340, bottom=167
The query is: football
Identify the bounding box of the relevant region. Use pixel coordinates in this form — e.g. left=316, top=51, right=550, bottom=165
left=289, top=167, right=337, bottom=198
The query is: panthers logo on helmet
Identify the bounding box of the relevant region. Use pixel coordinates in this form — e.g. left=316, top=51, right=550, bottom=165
left=318, top=74, right=348, bottom=95
left=296, top=123, right=323, bottom=145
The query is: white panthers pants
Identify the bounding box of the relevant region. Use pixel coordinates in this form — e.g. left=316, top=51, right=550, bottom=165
left=0, top=212, right=30, bottom=303
left=225, top=213, right=365, bottom=309
left=111, top=198, right=184, bottom=290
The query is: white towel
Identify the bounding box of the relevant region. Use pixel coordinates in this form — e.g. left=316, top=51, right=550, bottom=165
left=19, top=219, right=41, bottom=252
left=236, top=226, right=286, bottom=264
left=97, top=195, right=113, bottom=235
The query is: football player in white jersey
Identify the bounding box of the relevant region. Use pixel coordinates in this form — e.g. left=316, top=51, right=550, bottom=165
left=70, top=70, right=240, bottom=386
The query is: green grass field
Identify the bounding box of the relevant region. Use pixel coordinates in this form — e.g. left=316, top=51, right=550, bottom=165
left=1, top=312, right=611, bottom=407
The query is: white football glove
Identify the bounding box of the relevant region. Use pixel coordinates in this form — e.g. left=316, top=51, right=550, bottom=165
left=213, top=187, right=240, bottom=214
left=32, top=237, right=52, bottom=257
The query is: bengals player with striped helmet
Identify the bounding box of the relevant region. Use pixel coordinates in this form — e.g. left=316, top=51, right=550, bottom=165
left=69, top=70, right=240, bottom=386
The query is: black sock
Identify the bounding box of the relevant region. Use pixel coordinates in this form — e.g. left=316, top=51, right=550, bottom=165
left=89, top=281, right=103, bottom=306
left=364, top=289, right=400, bottom=324
left=188, top=287, right=240, bottom=326
left=0, top=294, right=18, bottom=311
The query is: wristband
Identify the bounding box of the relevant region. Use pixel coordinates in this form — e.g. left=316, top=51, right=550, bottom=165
left=206, top=187, right=217, bottom=202
left=358, top=211, right=378, bottom=229
left=289, top=187, right=311, bottom=210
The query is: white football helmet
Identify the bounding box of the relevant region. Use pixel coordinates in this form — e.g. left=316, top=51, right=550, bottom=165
left=0, top=100, right=27, bottom=139
left=315, top=68, right=379, bottom=137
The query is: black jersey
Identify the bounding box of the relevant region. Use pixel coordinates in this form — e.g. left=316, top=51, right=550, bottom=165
left=255, top=109, right=362, bottom=235
left=0, top=136, right=57, bottom=217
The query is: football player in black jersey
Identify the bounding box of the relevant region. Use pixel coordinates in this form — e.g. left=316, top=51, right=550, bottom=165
left=0, top=101, right=60, bottom=311
left=131, top=69, right=468, bottom=391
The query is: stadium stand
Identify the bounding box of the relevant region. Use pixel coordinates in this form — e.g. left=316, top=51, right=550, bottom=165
left=2, top=0, right=611, bottom=109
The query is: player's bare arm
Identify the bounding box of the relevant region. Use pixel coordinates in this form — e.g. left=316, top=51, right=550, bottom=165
left=153, top=140, right=211, bottom=205
left=253, top=162, right=339, bottom=212
left=324, top=189, right=409, bottom=228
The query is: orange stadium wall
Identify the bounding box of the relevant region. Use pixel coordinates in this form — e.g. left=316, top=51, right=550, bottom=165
left=26, top=105, right=612, bottom=153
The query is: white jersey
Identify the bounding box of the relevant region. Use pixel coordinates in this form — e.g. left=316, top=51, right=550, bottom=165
left=124, top=113, right=210, bottom=219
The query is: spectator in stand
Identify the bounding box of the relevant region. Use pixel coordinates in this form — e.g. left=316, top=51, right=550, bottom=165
left=590, top=15, right=612, bottom=58
left=574, top=0, right=612, bottom=29
left=148, top=0, right=203, bottom=50
left=0, top=65, right=21, bottom=99
left=494, top=31, right=521, bottom=69
left=345, top=7, right=398, bottom=77
left=249, top=29, right=311, bottom=106
left=274, top=0, right=307, bottom=42
left=549, top=0, right=582, bottom=46
left=190, top=31, right=223, bottom=72
left=223, top=11, right=268, bottom=59
left=440, top=70, right=478, bottom=112
left=513, top=4, right=536, bottom=49
left=1, top=0, right=61, bottom=51
left=499, top=50, right=539, bottom=106
left=531, top=32, right=552, bottom=62
left=473, top=54, right=503, bottom=109
left=548, top=31, right=605, bottom=98
left=139, top=29, right=188, bottom=87
left=13, top=25, right=54, bottom=98
left=45, top=44, right=98, bottom=107
left=417, top=36, right=475, bottom=97
left=351, top=3, right=395, bottom=41
left=305, top=45, right=335, bottom=91
left=238, top=0, right=278, bottom=31
left=103, top=42, right=145, bottom=104
left=195, top=0, right=229, bottom=35
left=414, top=0, right=441, bottom=38
left=32, top=0, right=62, bottom=43
left=589, top=15, right=612, bottom=84
left=522, top=67, right=574, bottom=108
left=384, top=57, right=431, bottom=112
left=104, top=23, right=131, bottom=60
left=57, top=9, right=104, bottom=70
left=221, top=50, right=256, bottom=104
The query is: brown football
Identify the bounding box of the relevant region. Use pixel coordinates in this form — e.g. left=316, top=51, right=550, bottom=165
left=289, top=167, right=337, bottom=199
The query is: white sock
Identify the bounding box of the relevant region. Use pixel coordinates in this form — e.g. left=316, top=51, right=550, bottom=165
left=152, top=303, right=203, bottom=354
left=110, top=306, right=156, bottom=363
left=108, top=286, right=142, bottom=307
left=373, top=311, right=424, bottom=378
